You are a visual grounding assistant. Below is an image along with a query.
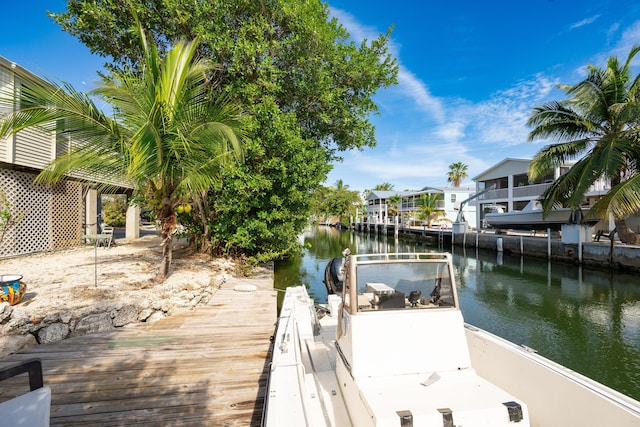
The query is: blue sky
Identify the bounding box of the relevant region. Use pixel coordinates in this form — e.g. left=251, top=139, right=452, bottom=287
left=2, top=1, right=640, bottom=192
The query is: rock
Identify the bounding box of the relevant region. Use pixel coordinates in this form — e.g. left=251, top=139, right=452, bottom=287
left=138, top=308, right=153, bottom=321
left=59, top=311, right=73, bottom=324
left=0, top=333, right=37, bottom=357
left=0, top=302, right=12, bottom=324
left=38, top=323, right=70, bottom=344
left=72, top=312, right=113, bottom=336
left=112, top=305, right=139, bottom=327
left=146, top=311, right=165, bottom=322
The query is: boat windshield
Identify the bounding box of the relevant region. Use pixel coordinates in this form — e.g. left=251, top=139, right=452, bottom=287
left=350, top=260, right=456, bottom=312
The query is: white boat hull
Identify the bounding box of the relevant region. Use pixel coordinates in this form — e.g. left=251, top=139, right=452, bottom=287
left=484, top=206, right=600, bottom=231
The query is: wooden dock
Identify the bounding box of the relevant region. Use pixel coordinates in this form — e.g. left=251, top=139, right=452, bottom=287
left=0, top=279, right=277, bottom=426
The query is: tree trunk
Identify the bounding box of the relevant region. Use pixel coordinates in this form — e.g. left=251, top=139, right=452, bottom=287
left=157, top=202, right=177, bottom=281
left=614, top=218, right=640, bottom=245
left=194, top=191, right=211, bottom=254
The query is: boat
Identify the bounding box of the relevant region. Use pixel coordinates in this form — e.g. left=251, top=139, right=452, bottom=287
left=323, top=256, right=344, bottom=294
left=484, top=200, right=600, bottom=231
left=263, top=251, right=640, bottom=426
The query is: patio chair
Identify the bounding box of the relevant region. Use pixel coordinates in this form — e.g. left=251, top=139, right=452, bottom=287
left=0, top=359, right=51, bottom=426
left=100, top=226, right=115, bottom=248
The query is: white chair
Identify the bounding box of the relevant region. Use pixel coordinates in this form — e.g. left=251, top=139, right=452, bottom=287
left=101, top=226, right=115, bottom=248
left=0, top=359, right=51, bottom=426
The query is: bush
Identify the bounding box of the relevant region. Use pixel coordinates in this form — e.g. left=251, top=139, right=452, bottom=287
left=102, top=196, right=127, bottom=227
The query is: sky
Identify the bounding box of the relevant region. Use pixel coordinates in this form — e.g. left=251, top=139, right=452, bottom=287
left=1, top=1, right=640, bottom=193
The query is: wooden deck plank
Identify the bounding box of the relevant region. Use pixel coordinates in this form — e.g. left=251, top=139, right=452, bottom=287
left=0, top=285, right=277, bottom=426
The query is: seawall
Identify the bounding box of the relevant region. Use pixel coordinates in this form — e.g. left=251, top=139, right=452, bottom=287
left=354, top=223, right=640, bottom=272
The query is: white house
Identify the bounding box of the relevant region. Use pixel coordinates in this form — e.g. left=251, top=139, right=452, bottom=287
left=472, top=158, right=613, bottom=231
left=365, top=186, right=477, bottom=228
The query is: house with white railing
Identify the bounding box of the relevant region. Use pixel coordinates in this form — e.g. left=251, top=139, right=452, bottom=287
left=365, top=186, right=476, bottom=228
left=472, top=158, right=613, bottom=231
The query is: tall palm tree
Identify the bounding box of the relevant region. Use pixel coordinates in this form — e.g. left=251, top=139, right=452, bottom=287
left=527, top=46, right=640, bottom=244
left=0, top=26, right=245, bottom=279
left=374, top=182, right=395, bottom=191
left=333, top=179, right=349, bottom=191
left=416, top=193, right=445, bottom=229
left=447, top=162, right=468, bottom=187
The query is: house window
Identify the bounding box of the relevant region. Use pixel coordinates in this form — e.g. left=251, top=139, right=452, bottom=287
left=450, top=194, right=456, bottom=203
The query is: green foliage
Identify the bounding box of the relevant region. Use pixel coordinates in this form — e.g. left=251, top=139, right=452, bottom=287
left=447, top=162, right=468, bottom=187
left=49, top=0, right=398, bottom=262
left=102, top=195, right=127, bottom=227
left=0, top=22, right=245, bottom=278
left=528, top=45, right=640, bottom=243
left=208, top=100, right=331, bottom=263
left=373, top=182, right=395, bottom=190
left=416, top=194, right=445, bottom=228
left=311, top=180, right=362, bottom=223
left=0, top=189, right=25, bottom=244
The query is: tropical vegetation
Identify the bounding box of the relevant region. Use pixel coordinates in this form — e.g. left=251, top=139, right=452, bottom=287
left=49, top=0, right=398, bottom=263
left=447, top=162, right=468, bottom=187
left=0, top=25, right=245, bottom=279
left=527, top=45, right=640, bottom=244
left=311, top=180, right=361, bottom=224
left=416, top=193, right=445, bottom=229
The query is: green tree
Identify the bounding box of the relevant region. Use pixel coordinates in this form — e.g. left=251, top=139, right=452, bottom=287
left=528, top=46, right=640, bottom=244
left=0, top=26, right=245, bottom=279
left=311, top=181, right=361, bottom=224
left=387, top=194, right=401, bottom=217
left=374, top=182, right=395, bottom=191
left=447, top=162, right=468, bottom=187
left=50, top=1, right=398, bottom=262
left=416, top=193, right=445, bottom=229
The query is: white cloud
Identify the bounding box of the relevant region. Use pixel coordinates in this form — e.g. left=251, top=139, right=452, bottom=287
left=330, top=7, right=445, bottom=123
left=570, top=15, right=601, bottom=30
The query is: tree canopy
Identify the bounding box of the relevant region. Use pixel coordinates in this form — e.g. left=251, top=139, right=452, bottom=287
left=447, top=162, right=468, bottom=187
left=50, top=0, right=398, bottom=261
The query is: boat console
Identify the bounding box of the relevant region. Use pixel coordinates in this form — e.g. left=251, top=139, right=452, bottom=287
left=334, top=252, right=530, bottom=426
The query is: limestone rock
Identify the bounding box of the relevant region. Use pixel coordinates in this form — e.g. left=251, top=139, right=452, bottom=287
left=0, top=333, right=37, bottom=356
left=0, top=302, right=12, bottom=324
left=72, top=312, right=113, bottom=336
left=138, top=308, right=153, bottom=321
left=146, top=311, right=165, bottom=322
left=59, top=311, right=73, bottom=324
left=39, top=323, right=70, bottom=344
left=112, top=305, right=139, bottom=327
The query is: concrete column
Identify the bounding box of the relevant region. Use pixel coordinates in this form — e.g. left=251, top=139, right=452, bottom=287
left=85, top=189, right=98, bottom=235
left=126, top=204, right=140, bottom=241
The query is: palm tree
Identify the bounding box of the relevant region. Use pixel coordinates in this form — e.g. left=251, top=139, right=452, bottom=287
left=416, top=193, right=445, bottom=229
left=334, top=179, right=349, bottom=191
left=374, top=182, right=395, bottom=191
left=387, top=194, right=401, bottom=217
left=527, top=46, right=640, bottom=244
left=447, top=162, right=468, bottom=187
left=0, top=26, right=245, bottom=279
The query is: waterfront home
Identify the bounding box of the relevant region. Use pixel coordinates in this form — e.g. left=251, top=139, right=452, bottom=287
left=472, top=158, right=615, bottom=231
left=0, top=56, right=137, bottom=258
left=364, top=186, right=476, bottom=228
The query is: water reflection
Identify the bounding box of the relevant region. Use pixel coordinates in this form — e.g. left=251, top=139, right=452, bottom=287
left=274, top=226, right=640, bottom=399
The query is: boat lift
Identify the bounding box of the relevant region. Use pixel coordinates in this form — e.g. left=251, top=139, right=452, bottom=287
left=452, top=184, right=496, bottom=232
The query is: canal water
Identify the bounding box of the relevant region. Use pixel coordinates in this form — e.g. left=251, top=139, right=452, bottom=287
left=274, top=226, right=640, bottom=401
